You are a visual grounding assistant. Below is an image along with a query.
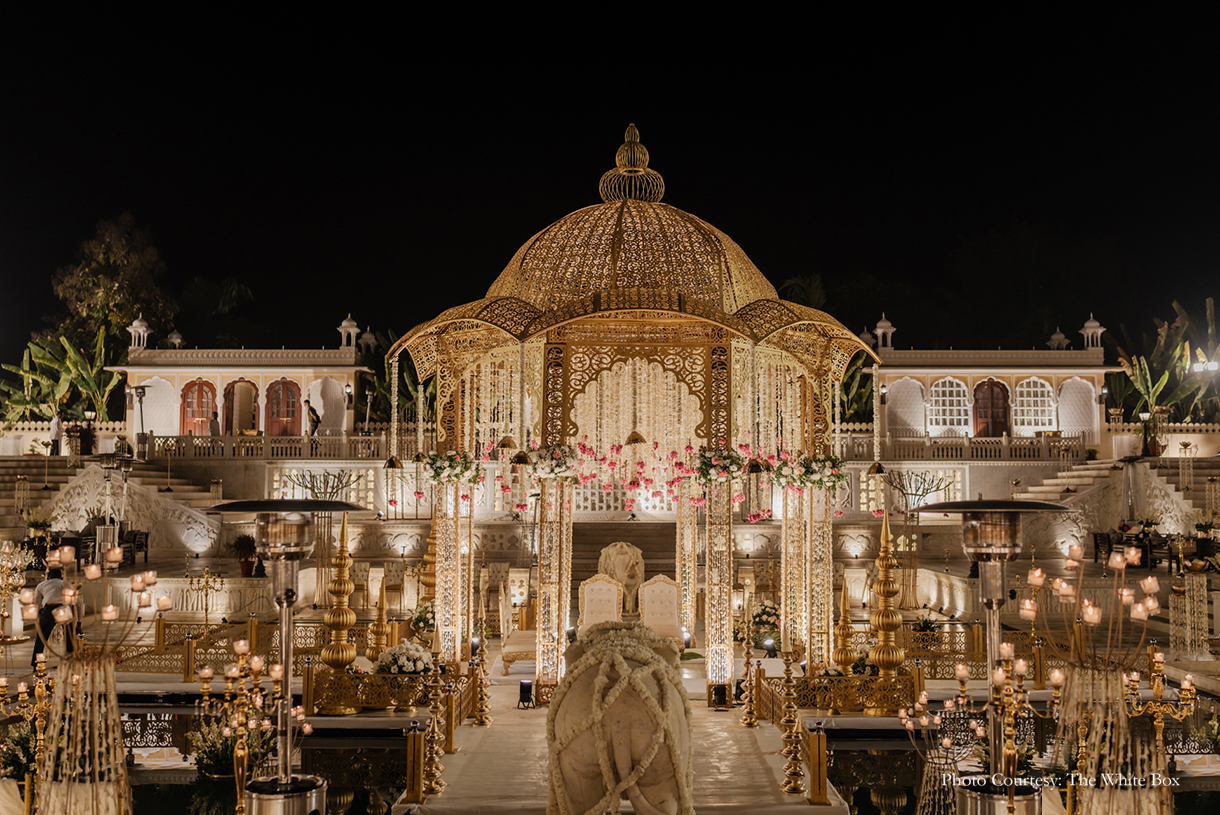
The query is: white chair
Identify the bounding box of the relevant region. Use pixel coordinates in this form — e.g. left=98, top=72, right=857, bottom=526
left=639, top=574, right=683, bottom=647
left=578, top=573, right=623, bottom=634
left=350, top=561, right=371, bottom=610
left=382, top=559, right=406, bottom=614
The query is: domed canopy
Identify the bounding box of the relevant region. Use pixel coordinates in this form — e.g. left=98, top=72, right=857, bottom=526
left=393, top=126, right=877, bottom=383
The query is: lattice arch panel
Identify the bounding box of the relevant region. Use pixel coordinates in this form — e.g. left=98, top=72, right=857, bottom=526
left=886, top=378, right=926, bottom=437
left=1012, top=377, right=1057, bottom=436
left=927, top=378, right=970, bottom=437
left=1058, top=377, right=1098, bottom=444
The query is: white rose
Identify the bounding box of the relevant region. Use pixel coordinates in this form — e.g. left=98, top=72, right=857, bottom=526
left=391, top=666, right=399, bottom=674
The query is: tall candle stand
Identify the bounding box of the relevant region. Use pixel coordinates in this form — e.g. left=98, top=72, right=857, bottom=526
left=185, top=566, right=225, bottom=638
left=422, top=633, right=447, bottom=796
left=1125, top=652, right=1196, bottom=773
left=739, top=604, right=757, bottom=728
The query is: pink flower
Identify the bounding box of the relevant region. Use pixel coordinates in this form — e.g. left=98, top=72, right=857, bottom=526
left=552, top=450, right=561, bottom=459
left=388, top=499, right=398, bottom=507
left=780, top=450, right=791, bottom=460
left=413, top=491, right=425, bottom=500
left=625, top=499, right=635, bottom=510
left=481, top=453, right=490, bottom=462
left=872, top=509, right=884, bottom=518
left=732, top=493, right=745, bottom=504
left=833, top=510, right=844, bottom=518
left=766, top=455, right=778, bottom=465
left=831, top=468, right=839, bottom=474
left=602, top=484, right=614, bottom=492
left=515, top=502, right=529, bottom=513
left=460, top=494, right=471, bottom=502
left=684, top=444, right=695, bottom=454
left=530, top=439, right=540, bottom=450
left=747, top=513, right=760, bottom=523
left=652, top=490, right=662, bottom=499
left=711, top=457, right=720, bottom=465
left=494, top=474, right=503, bottom=483
left=500, top=485, right=512, bottom=494
left=478, top=475, right=486, bottom=483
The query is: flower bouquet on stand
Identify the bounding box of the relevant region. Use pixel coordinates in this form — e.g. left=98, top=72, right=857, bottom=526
left=528, top=443, right=581, bottom=482
left=751, top=599, right=780, bottom=649
left=372, top=639, right=434, bottom=711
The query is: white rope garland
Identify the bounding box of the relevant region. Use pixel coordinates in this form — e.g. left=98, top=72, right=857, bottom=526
left=547, top=622, right=694, bottom=815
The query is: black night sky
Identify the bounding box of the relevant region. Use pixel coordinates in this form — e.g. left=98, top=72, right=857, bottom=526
left=3, top=30, right=1217, bottom=372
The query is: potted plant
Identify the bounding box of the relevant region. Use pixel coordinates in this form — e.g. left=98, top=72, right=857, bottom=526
left=22, top=509, right=51, bottom=543
left=231, top=534, right=257, bottom=577
left=1085, top=447, right=1099, bottom=461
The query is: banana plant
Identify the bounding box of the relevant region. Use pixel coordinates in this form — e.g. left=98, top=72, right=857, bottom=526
left=838, top=352, right=874, bottom=424
left=60, top=328, right=122, bottom=420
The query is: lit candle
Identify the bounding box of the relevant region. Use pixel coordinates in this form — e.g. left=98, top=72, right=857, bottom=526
left=59, top=546, right=75, bottom=562
left=1125, top=546, right=1141, bottom=566
left=1120, top=588, right=1135, bottom=605
left=992, top=667, right=1006, bottom=687
left=1154, top=651, right=1165, bottom=663
left=1131, top=602, right=1149, bottom=621
left=1140, top=575, right=1160, bottom=595
left=301, top=723, right=313, bottom=736
left=919, top=715, right=930, bottom=728
left=1000, top=642, right=1015, bottom=661
left=898, top=708, right=908, bottom=719
left=932, top=715, right=941, bottom=726
left=84, top=564, right=102, bottom=580
left=46, top=555, right=61, bottom=569
left=1131, top=670, right=1141, bottom=682
left=21, top=605, right=36, bottom=621
left=1015, top=659, right=1029, bottom=677
left=249, top=655, right=264, bottom=673
left=1183, top=675, right=1193, bottom=690
left=222, top=727, right=232, bottom=738
left=62, top=588, right=77, bottom=604
left=52, top=606, right=73, bottom=623
left=144, top=570, right=157, bottom=586
left=1145, top=596, right=1161, bottom=614
left=1020, top=599, right=1037, bottom=620
left=199, top=665, right=215, bottom=680
left=1027, top=568, right=1045, bottom=587
left=905, top=720, right=914, bottom=731
left=1068, top=544, right=1084, bottom=560
left=131, top=574, right=145, bottom=591
left=101, top=605, right=118, bottom=622
left=156, top=595, right=172, bottom=611
left=35, top=654, right=45, bottom=664
left=261, top=719, right=272, bottom=731
left=106, top=547, right=123, bottom=563
left=943, top=699, right=955, bottom=711
left=1064, top=558, right=1079, bottom=571
left=269, top=664, right=284, bottom=681
left=1107, top=551, right=1127, bottom=571
left=1058, top=583, right=1076, bottom=599
left=226, top=664, right=240, bottom=679
left=1083, top=605, right=1102, bottom=625
left=17, top=683, right=27, bottom=694
left=18, top=589, right=34, bottom=605
left=137, top=592, right=151, bottom=608
left=955, top=663, right=969, bottom=681
left=941, top=737, right=952, bottom=749
left=0, top=677, right=7, bottom=690
left=234, top=639, right=250, bottom=655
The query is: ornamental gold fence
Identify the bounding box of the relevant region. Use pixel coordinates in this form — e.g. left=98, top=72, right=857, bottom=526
left=755, top=670, right=918, bottom=722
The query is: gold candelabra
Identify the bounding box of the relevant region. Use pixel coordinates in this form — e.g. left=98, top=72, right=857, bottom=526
left=185, top=566, right=225, bottom=637
left=1125, top=651, right=1196, bottom=772
left=195, top=639, right=309, bottom=815
left=779, top=638, right=804, bottom=795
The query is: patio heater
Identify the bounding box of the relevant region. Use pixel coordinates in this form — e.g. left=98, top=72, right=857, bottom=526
left=915, top=498, right=1065, bottom=815
left=213, top=498, right=365, bottom=815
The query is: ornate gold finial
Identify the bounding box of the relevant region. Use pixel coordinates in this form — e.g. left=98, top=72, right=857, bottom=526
left=865, top=494, right=905, bottom=717
left=319, top=513, right=359, bottom=713
left=831, top=584, right=857, bottom=669
left=599, top=123, right=665, bottom=203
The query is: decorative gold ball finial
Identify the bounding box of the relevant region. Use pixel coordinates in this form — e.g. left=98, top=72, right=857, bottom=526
left=599, top=123, right=665, bottom=203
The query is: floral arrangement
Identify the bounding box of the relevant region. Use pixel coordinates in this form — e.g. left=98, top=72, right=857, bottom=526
left=21, top=509, right=51, bottom=532
left=911, top=615, right=940, bottom=632
left=1136, top=515, right=1161, bottom=531
left=373, top=639, right=433, bottom=675
left=409, top=602, right=436, bottom=634
left=751, top=599, right=779, bottom=632
left=0, top=721, right=35, bottom=779
left=1196, top=714, right=1220, bottom=755
left=693, top=445, right=745, bottom=486
left=529, top=443, right=581, bottom=481
left=806, top=455, right=849, bottom=492
left=768, top=453, right=849, bottom=493
left=1194, top=513, right=1215, bottom=533
left=808, top=664, right=845, bottom=678
left=770, top=453, right=812, bottom=489
left=186, top=718, right=273, bottom=778
left=421, top=451, right=482, bottom=486
left=850, top=653, right=878, bottom=676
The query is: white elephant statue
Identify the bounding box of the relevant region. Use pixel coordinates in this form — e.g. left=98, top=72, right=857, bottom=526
left=547, top=621, right=693, bottom=815
left=598, top=541, right=644, bottom=615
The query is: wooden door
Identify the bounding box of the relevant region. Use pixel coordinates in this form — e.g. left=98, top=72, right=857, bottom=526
left=973, top=380, right=1009, bottom=437
left=180, top=380, right=216, bottom=436
left=266, top=379, right=301, bottom=437
left=223, top=379, right=260, bottom=434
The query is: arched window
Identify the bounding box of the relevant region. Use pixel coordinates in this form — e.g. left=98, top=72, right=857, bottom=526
left=1058, top=378, right=1097, bottom=444
left=1013, top=378, right=1057, bottom=436
left=180, top=379, right=216, bottom=436
left=885, top=378, right=926, bottom=437
left=928, top=378, right=970, bottom=436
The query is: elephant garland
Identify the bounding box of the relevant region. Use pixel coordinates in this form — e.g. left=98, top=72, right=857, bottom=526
left=547, top=621, right=693, bottom=815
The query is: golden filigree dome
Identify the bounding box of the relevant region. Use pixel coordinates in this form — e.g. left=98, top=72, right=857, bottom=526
left=486, top=125, right=777, bottom=316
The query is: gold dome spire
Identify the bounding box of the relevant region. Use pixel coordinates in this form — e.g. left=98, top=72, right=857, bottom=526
left=598, top=123, right=665, bottom=203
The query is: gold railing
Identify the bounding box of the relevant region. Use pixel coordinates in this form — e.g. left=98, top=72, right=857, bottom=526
left=756, top=670, right=917, bottom=720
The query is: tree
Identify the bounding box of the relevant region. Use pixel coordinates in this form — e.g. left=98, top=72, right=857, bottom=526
left=0, top=328, right=121, bottom=424
left=48, top=213, right=177, bottom=351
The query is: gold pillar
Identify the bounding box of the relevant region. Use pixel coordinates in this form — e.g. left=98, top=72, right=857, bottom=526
left=706, top=481, right=734, bottom=695
left=781, top=487, right=808, bottom=656
left=808, top=487, right=833, bottom=665
left=676, top=479, right=699, bottom=640
left=865, top=503, right=904, bottom=716
left=535, top=478, right=570, bottom=686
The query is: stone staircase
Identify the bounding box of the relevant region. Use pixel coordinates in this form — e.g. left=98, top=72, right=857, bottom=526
left=0, top=456, right=216, bottom=540
left=1147, top=456, right=1220, bottom=514
left=1012, top=460, right=1120, bottom=502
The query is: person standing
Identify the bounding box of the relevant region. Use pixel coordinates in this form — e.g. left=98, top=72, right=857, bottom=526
left=208, top=410, right=221, bottom=436
left=49, top=410, right=63, bottom=456
left=304, top=399, right=321, bottom=437
left=32, top=568, right=67, bottom=666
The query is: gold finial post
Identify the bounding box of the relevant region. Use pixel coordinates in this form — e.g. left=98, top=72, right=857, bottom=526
left=423, top=628, right=447, bottom=795
left=598, top=124, right=665, bottom=203
left=739, top=599, right=757, bottom=728
left=832, top=584, right=857, bottom=669
left=865, top=493, right=904, bottom=716
left=368, top=580, right=392, bottom=663
left=319, top=513, right=359, bottom=714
